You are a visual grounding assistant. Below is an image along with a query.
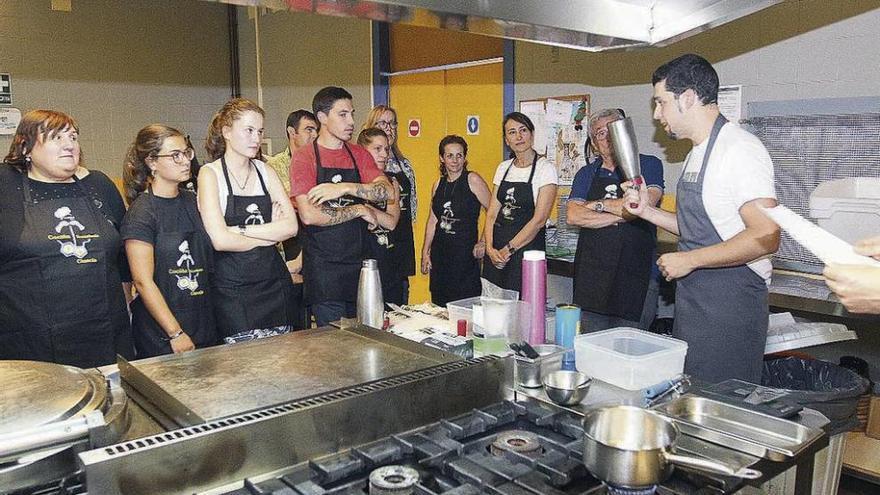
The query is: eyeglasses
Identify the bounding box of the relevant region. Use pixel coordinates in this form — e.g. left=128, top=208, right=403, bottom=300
left=155, top=148, right=195, bottom=164
left=375, top=120, right=398, bottom=129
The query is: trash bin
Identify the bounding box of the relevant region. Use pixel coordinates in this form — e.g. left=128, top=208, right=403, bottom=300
left=762, top=356, right=870, bottom=435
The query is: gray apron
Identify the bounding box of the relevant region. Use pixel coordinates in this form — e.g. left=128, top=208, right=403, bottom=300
left=673, top=115, right=768, bottom=384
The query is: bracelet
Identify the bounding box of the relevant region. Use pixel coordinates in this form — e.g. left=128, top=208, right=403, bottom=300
left=166, top=329, right=184, bottom=341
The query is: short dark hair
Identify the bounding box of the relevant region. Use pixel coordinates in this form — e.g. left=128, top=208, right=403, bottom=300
left=652, top=54, right=719, bottom=105
left=502, top=111, right=535, bottom=133
left=285, top=109, right=317, bottom=138
left=312, top=87, right=352, bottom=117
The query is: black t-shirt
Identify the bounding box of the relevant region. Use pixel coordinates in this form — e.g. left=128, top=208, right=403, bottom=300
left=121, top=191, right=202, bottom=246
left=0, top=164, right=131, bottom=280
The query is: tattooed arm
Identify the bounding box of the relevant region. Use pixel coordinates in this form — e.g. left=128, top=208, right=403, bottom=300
left=296, top=194, right=378, bottom=228
left=306, top=175, right=392, bottom=206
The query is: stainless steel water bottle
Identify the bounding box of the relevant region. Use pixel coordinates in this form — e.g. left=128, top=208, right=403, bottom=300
left=357, top=259, right=384, bottom=329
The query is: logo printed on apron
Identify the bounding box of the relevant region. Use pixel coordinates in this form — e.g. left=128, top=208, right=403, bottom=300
left=439, top=200, right=459, bottom=234
left=170, top=239, right=204, bottom=294
left=244, top=203, right=265, bottom=225
left=603, top=184, right=619, bottom=199
left=501, top=186, right=520, bottom=220
left=51, top=206, right=98, bottom=261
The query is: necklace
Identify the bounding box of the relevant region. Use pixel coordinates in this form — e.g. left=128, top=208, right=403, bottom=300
left=443, top=173, right=461, bottom=200
left=229, top=162, right=253, bottom=191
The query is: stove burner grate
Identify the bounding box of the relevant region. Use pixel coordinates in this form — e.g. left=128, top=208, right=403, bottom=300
left=489, top=430, right=543, bottom=459
left=368, top=465, right=420, bottom=494
left=604, top=483, right=658, bottom=495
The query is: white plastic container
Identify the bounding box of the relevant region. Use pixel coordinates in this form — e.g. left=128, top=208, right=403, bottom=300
left=810, top=177, right=880, bottom=244
left=574, top=327, right=688, bottom=390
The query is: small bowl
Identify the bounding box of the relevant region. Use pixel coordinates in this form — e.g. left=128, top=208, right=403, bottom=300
left=543, top=370, right=592, bottom=406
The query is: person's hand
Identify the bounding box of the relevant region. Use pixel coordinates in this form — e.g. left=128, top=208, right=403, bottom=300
left=421, top=254, right=432, bottom=275
left=359, top=205, right=378, bottom=229
left=824, top=264, right=880, bottom=314
left=622, top=183, right=649, bottom=217
left=657, top=252, right=696, bottom=281
left=854, top=236, right=880, bottom=261
left=473, top=241, right=486, bottom=259
left=487, top=246, right=510, bottom=268
left=285, top=258, right=302, bottom=274
left=170, top=332, right=195, bottom=353
left=307, top=183, right=350, bottom=204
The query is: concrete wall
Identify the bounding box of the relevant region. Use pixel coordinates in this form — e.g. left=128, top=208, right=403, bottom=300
left=0, top=0, right=231, bottom=178
left=514, top=0, right=880, bottom=187
left=236, top=7, right=373, bottom=155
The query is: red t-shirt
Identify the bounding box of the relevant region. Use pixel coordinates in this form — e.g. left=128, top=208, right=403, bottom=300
left=289, top=142, right=382, bottom=198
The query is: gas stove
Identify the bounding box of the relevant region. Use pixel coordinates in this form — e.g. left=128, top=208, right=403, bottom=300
left=219, top=401, right=721, bottom=495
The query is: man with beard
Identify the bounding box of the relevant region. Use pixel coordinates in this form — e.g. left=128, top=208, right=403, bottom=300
left=624, top=54, right=780, bottom=383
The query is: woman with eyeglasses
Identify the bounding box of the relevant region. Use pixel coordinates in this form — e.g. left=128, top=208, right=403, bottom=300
left=0, top=109, right=134, bottom=368
left=199, top=98, right=298, bottom=343
left=363, top=105, right=417, bottom=303
left=482, top=112, right=558, bottom=293
left=121, top=125, right=218, bottom=357
left=422, top=135, right=491, bottom=306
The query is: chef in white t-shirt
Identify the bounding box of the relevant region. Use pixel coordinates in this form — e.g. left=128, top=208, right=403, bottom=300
left=482, top=112, right=558, bottom=293
left=624, top=54, right=780, bottom=384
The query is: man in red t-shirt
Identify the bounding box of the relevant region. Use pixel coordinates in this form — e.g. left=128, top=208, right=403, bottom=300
left=290, top=86, right=390, bottom=326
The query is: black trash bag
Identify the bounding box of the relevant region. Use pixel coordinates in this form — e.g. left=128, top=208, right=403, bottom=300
left=762, top=357, right=870, bottom=435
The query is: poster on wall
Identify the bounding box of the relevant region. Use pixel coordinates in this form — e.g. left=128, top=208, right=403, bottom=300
left=544, top=98, right=589, bottom=186
left=718, top=85, right=742, bottom=125
left=520, top=101, right=547, bottom=154
left=0, top=107, right=21, bottom=135
left=0, top=73, right=11, bottom=105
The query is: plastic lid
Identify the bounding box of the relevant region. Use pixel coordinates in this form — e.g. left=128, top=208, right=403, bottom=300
left=523, top=250, right=546, bottom=261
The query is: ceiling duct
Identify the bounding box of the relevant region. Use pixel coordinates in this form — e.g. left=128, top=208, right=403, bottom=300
left=212, top=0, right=782, bottom=51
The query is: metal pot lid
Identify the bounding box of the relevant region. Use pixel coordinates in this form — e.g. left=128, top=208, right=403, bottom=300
left=0, top=360, right=99, bottom=434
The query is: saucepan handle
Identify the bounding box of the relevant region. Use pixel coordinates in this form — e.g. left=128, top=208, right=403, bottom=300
left=664, top=453, right=762, bottom=480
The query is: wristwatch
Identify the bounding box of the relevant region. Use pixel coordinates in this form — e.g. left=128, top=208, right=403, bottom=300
left=593, top=201, right=606, bottom=213
left=506, top=243, right=518, bottom=254
left=238, top=224, right=247, bottom=236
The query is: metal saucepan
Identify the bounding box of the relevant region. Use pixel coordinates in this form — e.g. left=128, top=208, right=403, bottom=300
left=582, top=405, right=761, bottom=488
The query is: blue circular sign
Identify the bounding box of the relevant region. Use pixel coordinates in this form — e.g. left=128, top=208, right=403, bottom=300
left=467, top=116, right=479, bottom=135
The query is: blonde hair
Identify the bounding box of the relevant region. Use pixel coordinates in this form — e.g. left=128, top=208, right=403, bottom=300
left=363, top=105, right=407, bottom=163
left=205, top=98, right=265, bottom=161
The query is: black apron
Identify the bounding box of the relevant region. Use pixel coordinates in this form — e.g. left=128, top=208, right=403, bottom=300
left=0, top=174, right=133, bottom=368
left=673, top=115, right=768, bottom=383
left=365, top=172, right=404, bottom=305
left=389, top=169, right=416, bottom=278
left=573, top=163, right=655, bottom=322
left=429, top=171, right=482, bottom=306
left=130, top=192, right=218, bottom=357
left=482, top=155, right=546, bottom=293
left=302, top=142, right=365, bottom=305
left=213, top=158, right=294, bottom=336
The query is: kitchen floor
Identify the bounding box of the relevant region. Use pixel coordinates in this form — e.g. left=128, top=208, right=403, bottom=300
left=838, top=474, right=879, bottom=494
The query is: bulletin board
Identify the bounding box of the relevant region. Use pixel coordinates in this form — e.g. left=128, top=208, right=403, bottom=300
left=519, top=94, right=590, bottom=186
left=519, top=94, right=590, bottom=261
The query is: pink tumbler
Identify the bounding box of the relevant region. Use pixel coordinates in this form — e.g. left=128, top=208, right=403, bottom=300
left=521, top=250, right=547, bottom=345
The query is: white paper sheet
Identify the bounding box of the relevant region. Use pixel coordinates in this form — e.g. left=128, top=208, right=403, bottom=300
left=545, top=98, right=571, bottom=125
left=520, top=101, right=548, bottom=154
left=718, top=85, right=742, bottom=124
left=760, top=205, right=880, bottom=266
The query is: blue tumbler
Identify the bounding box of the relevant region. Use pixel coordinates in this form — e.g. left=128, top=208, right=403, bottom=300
left=555, top=304, right=581, bottom=371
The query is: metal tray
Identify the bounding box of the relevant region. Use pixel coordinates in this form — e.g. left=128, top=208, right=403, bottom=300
left=653, top=394, right=823, bottom=461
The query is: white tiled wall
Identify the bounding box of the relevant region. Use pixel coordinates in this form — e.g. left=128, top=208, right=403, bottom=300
left=0, top=0, right=231, bottom=179
left=514, top=1, right=880, bottom=188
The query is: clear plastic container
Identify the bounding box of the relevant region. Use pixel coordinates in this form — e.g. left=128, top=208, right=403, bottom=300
left=574, top=327, right=688, bottom=390
left=810, top=177, right=880, bottom=244
left=447, top=296, right=482, bottom=336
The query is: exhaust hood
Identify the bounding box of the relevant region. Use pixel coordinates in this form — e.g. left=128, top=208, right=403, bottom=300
left=216, top=0, right=782, bottom=51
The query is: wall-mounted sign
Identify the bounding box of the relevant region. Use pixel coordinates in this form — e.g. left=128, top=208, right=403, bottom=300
left=466, top=115, right=480, bottom=135
left=0, top=107, right=21, bottom=135
left=407, top=119, right=421, bottom=138
left=0, top=73, right=11, bottom=105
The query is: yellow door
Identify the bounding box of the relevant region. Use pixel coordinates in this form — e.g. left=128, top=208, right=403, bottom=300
left=390, top=63, right=503, bottom=304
